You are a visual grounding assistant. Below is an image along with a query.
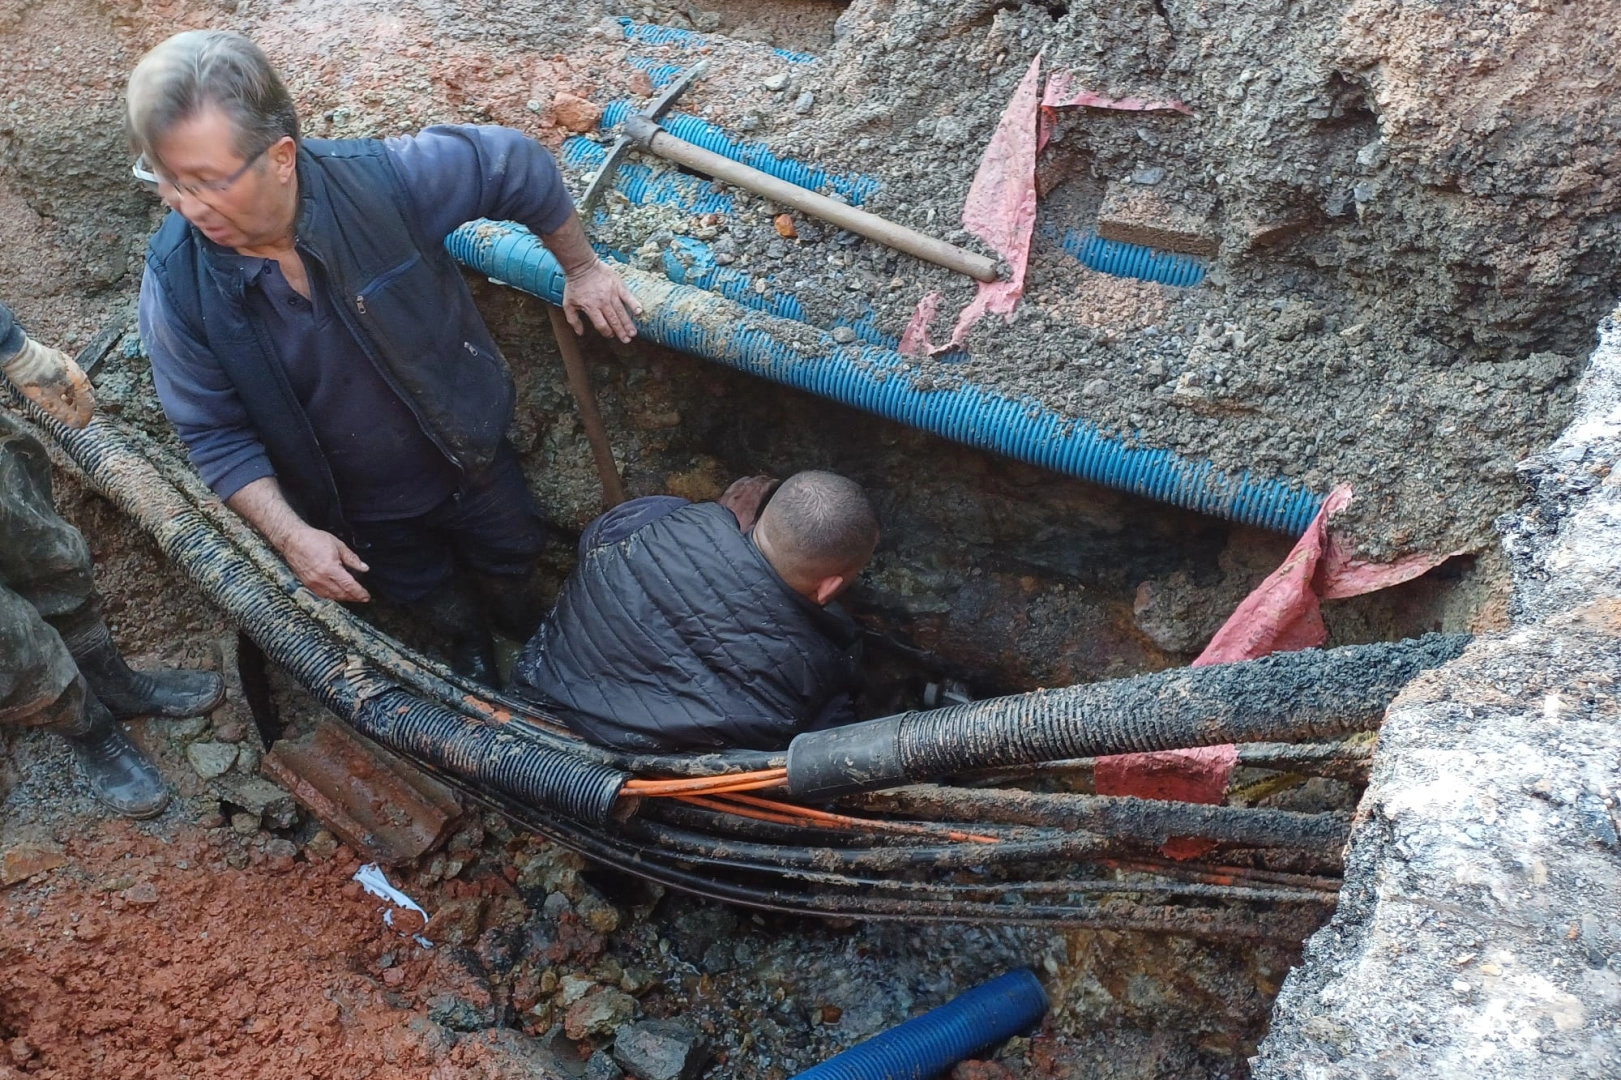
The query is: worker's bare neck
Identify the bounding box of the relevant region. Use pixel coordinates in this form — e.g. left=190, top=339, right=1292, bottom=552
left=231, top=179, right=300, bottom=261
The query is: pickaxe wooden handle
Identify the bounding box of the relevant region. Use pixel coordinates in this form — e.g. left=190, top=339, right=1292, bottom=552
left=623, top=113, right=1001, bottom=283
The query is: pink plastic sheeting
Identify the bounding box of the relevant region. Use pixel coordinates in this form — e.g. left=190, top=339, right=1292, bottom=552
left=899, top=55, right=1042, bottom=356
left=901, top=64, right=1195, bottom=355
left=899, top=291, right=943, bottom=357
left=1093, top=485, right=1459, bottom=858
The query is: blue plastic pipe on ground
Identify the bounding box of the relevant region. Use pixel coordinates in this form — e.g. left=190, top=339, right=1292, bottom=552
left=790, top=969, right=1049, bottom=1080
left=447, top=220, right=1325, bottom=534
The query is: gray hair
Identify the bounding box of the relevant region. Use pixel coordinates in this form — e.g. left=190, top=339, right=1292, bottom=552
left=758, top=471, right=880, bottom=578
left=126, top=31, right=299, bottom=164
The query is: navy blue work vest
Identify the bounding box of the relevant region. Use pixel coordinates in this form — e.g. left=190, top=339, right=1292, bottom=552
left=142, top=138, right=514, bottom=534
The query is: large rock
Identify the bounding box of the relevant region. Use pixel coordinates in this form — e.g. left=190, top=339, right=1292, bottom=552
left=611, top=1020, right=706, bottom=1080
left=564, top=988, right=638, bottom=1041
left=184, top=740, right=237, bottom=780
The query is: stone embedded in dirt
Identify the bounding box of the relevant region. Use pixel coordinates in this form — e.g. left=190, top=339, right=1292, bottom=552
left=586, top=1049, right=626, bottom=1080
left=773, top=214, right=797, bottom=239
left=8, top=1036, right=36, bottom=1066
left=952, top=1060, right=1016, bottom=1080
left=185, top=740, right=238, bottom=779
left=1, top=840, right=66, bottom=887
left=428, top=992, right=497, bottom=1033
left=121, top=881, right=159, bottom=905
left=563, top=987, right=639, bottom=1040
left=230, top=813, right=260, bottom=836
left=424, top=896, right=486, bottom=948
left=611, top=1019, right=707, bottom=1080
left=792, top=91, right=814, bottom=115
left=217, top=776, right=298, bottom=830
left=210, top=715, right=249, bottom=743
left=303, top=829, right=340, bottom=861
left=762, top=72, right=789, bottom=92
left=558, top=973, right=596, bottom=1006
left=551, top=92, right=603, bottom=133
left=575, top=888, right=622, bottom=934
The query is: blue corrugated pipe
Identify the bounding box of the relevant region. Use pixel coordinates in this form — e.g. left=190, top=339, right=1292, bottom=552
left=617, top=16, right=817, bottom=64
left=791, top=969, right=1049, bottom=1080
left=447, top=220, right=1325, bottom=534
left=1063, top=229, right=1208, bottom=287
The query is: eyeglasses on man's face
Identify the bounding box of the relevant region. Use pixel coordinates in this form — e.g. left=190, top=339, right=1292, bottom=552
left=131, top=142, right=270, bottom=200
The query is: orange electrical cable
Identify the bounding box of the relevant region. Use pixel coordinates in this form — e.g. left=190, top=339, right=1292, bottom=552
left=620, top=767, right=788, bottom=797
left=716, top=792, right=1001, bottom=844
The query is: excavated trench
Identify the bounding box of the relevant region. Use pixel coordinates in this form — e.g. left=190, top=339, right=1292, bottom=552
left=1, top=0, right=1618, bottom=1077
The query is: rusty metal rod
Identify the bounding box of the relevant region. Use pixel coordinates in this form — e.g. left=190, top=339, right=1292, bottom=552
left=548, top=303, right=626, bottom=509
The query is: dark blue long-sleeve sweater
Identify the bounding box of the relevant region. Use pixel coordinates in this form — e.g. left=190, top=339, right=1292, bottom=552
left=139, top=125, right=573, bottom=518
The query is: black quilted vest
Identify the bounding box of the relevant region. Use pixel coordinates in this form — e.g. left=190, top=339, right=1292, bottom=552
left=514, top=503, right=863, bottom=752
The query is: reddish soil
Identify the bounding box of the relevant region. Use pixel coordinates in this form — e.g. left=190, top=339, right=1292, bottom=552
left=0, top=822, right=521, bottom=1079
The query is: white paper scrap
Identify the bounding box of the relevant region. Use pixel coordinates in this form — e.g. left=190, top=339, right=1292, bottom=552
left=353, top=862, right=434, bottom=948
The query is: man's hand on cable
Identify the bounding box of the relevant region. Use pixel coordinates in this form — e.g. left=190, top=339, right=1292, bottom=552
left=718, top=474, right=780, bottom=532
left=561, top=258, right=643, bottom=344
left=280, top=524, right=372, bottom=603
left=0, top=302, right=96, bottom=430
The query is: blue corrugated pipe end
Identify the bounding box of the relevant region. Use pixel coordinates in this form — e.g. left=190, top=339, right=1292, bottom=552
left=447, top=220, right=1326, bottom=536
left=791, top=969, right=1049, bottom=1080
left=1062, top=229, right=1208, bottom=287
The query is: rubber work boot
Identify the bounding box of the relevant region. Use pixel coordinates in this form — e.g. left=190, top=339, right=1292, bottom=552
left=422, top=582, right=500, bottom=689
left=46, top=678, right=170, bottom=819
left=69, top=621, right=226, bottom=720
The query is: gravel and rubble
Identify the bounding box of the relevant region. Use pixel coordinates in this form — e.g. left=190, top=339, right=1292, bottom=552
left=1252, top=305, right=1621, bottom=1078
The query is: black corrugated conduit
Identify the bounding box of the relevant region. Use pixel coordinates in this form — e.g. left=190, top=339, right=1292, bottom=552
left=3, top=386, right=1461, bottom=939
left=2, top=390, right=627, bottom=825
left=785, top=634, right=1470, bottom=799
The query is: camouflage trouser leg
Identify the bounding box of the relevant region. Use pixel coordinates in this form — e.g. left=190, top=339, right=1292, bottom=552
left=0, top=410, right=97, bottom=729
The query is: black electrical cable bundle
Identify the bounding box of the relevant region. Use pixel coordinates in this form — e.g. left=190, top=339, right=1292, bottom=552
left=6, top=390, right=1455, bottom=940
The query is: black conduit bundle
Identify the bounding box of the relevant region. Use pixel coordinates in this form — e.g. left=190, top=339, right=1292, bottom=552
left=2, top=386, right=1469, bottom=941
left=786, top=634, right=1470, bottom=798
left=3, top=393, right=627, bottom=825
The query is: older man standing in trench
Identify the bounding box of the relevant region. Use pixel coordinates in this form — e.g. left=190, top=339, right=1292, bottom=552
left=130, top=30, right=641, bottom=683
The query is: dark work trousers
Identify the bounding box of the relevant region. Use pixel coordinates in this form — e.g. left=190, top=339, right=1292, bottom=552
left=346, top=442, right=547, bottom=606
left=0, top=410, right=100, bottom=729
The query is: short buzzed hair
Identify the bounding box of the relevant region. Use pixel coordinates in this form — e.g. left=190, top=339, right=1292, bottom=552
left=126, top=31, right=299, bottom=164
left=757, top=471, right=879, bottom=578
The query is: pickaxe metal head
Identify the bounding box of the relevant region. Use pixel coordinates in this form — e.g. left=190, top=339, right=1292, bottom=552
left=578, top=60, right=709, bottom=218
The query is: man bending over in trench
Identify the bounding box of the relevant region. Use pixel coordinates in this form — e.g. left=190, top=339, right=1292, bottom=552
left=129, top=31, right=642, bottom=685
left=512, top=472, right=880, bottom=752
left=0, top=300, right=224, bottom=818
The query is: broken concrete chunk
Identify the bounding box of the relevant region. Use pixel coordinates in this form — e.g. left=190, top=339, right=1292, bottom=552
left=216, top=775, right=298, bottom=830
left=612, top=1019, right=707, bottom=1080
left=185, top=740, right=238, bottom=780
left=1096, top=181, right=1218, bottom=257
left=762, top=72, right=789, bottom=92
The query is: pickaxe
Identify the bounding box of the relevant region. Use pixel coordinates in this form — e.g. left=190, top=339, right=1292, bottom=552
left=578, top=60, right=710, bottom=218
